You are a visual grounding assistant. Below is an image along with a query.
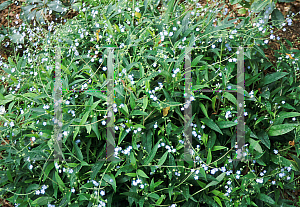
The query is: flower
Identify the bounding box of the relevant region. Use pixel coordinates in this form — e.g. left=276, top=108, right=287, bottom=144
left=274, top=149, right=278, bottom=154
left=0, top=105, right=5, bottom=114
left=71, top=188, right=75, bottom=193
left=256, top=178, right=263, bottom=183
left=69, top=169, right=73, bottom=174
left=100, top=190, right=105, bottom=196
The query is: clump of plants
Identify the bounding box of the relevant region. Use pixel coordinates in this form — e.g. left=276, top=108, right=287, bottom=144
left=0, top=0, right=300, bottom=206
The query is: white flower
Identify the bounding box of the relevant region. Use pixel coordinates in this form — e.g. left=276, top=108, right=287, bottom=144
left=0, top=105, right=5, bottom=114
left=100, top=190, right=105, bottom=196
left=274, top=149, right=278, bottom=154
left=71, top=188, right=75, bottom=193
left=102, top=120, right=106, bottom=125
left=35, top=190, right=40, bottom=195
left=281, top=101, right=285, bottom=104
left=256, top=178, right=263, bottom=183
left=29, top=164, right=33, bottom=170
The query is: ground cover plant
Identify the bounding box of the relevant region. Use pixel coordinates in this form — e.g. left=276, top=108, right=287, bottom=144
left=0, top=0, right=300, bottom=206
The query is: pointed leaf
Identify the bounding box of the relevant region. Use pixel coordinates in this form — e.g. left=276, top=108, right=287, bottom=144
left=257, top=193, right=275, bottom=204
left=268, top=124, right=298, bottom=136
left=257, top=130, right=270, bottom=149
left=157, top=151, right=168, bottom=166
left=200, top=118, right=223, bottom=135
left=143, top=140, right=160, bottom=165
left=262, top=72, right=288, bottom=86
left=137, top=169, right=149, bottom=178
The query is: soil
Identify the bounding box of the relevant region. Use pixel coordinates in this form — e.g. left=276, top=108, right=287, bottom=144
left=0, top=0, right=300, bottom=206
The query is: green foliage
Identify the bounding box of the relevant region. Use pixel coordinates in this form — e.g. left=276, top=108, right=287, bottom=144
left=0, top=0, right=299, bottom=206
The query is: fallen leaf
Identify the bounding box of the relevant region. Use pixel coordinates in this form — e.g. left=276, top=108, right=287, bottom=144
left=163, top=106, right=170, bottom=116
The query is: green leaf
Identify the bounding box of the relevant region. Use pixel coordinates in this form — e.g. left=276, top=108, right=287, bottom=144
left=7, top=170, right=13, bottom=182
left=125, top=173, right=137, bottom=177
left=271, top=9, right=285, bottom=27
left=148, top=193, right=160, bottom=200
left=278, top=111, right=300, bottom=120
left=0, top=1, right=11, bottom=11
left=212, top=95, right=217, bottom=112
left=216, top=121, right=238, bottom=129
left=55, top=171, right=66, bottom=189
left=213, top=196, right=223, bottom=207
left=157, top=151, right=168, bottom=166
left=223, top=92, right=237, bottom=106
left=130, top=152, right=136, bottom=168
left=92, top=115, right=100, bottom=140
left=192, top=84, right=209, bottom=91
left=156, top=195, right=165, bottom=205
left=91, top=161, right=104, bottom=180
left=25, top=184, right=39, bottom=193
left=257, top=193, right=275, bottom=204
left=130, top=92, right=136, bottom=110
left=182, top=185, right=190, bottom=201
left=32, top=197, right=55, bottom=205
left=206, top=172, right=226, bottom=188
left=84, top=91, right=107, bottom=101
left=121, top=104, right=129, bottom=116
left=43, top=162, right=54, bottom=182
left=251, top=0, right=270, bottom=13
left=207, top=148, right=212, bottom=164
left=74, top=142, right=83, bottom=161
left=257, top=130, right=270, bottom=149
left=249, top=138, right=263, bottom=153
left=268, top=124, right=298, bottom=136
left=200, top=118, right=223, bottom=135
left=131, top=110, right=148, bottom=116
left=238, top=8, right=247, bottom=15
left=10, top=33, right=23, bottom=44
left=137, top=169, right=149, bottom=178
left=191, top=55, right=204, bottom=67
left=262, top=72, right=288, bottom=86
left=207, top=131, right=216, bottom=149
left=143, top=140, right=160, bottom=165
left=212, top=146, right=228, bottom=151
left=199, top=102, right=209, bottom=118
left=103, top=174, right=116, bottom=192
left=142, top=96, right=148, bottom=111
